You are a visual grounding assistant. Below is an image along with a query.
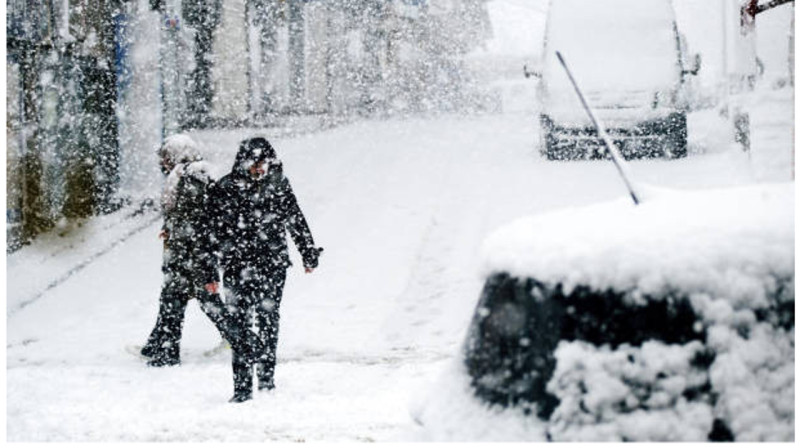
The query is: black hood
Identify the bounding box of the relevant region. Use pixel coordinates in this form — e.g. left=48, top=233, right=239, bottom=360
left=232, top=137, right=277, bottom=177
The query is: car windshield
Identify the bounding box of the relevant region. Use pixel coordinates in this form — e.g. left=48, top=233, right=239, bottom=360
left=543, top=0, right=680, bottom=94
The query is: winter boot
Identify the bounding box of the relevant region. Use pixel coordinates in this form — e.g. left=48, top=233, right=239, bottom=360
left=147, top=355, right=180, bottom=367
left=257, top=363, right=275, bottom=391
left=257, top=378, right=275, bottom=391
left=232, top=351, right=254, bottom=402
left=140, top=344, right=157, bottom=358
left=230, top=367, right=254, bottom=403
left=147, top=343, right=180, bottom=367
left=228, top=391, right=253, bottom=403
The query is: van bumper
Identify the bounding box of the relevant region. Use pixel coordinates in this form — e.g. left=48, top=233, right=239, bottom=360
left=540, top=112, right=687, bottom=160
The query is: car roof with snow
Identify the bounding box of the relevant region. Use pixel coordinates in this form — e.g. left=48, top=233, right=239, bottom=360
left=480, top=182, right=793, bottom=308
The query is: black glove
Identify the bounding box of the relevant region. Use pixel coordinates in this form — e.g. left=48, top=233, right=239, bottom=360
left=303, top=247, right=323, bottom=269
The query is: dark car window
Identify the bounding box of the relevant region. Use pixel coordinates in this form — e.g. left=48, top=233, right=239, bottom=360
left=464, top=272, right=703, bottom=419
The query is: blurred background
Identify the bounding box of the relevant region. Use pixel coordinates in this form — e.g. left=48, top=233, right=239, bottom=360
left=5, top=0, right=795, bottom=251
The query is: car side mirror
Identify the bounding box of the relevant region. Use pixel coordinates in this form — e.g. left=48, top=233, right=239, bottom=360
left=524, top=65, right=542, bottom=79
left=684, top=54, right=701, bottom=76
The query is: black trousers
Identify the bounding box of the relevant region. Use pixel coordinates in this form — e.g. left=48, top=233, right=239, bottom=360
left=225, top=265, right=287, bottom=395
left=143, top=273, right=237, bottom=364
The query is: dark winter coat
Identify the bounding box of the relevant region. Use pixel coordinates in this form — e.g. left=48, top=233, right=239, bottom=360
left=208, top=140, right=320, bottom=276
left=162, top=162, right=218, bottom=286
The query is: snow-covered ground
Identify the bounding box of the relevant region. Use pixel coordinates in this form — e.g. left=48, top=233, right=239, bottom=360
left=7, top=79, right=793, bottom=440
left=6, top=0, right=795, bottom=441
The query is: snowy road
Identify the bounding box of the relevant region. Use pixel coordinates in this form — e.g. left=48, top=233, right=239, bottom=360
left=6, top=93, right=792, bottom=441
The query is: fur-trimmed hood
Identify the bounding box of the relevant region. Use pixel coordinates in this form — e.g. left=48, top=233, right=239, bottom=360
left=159, top=134, right=202, bottom=166
left=158, top=135, right=212, bottom=212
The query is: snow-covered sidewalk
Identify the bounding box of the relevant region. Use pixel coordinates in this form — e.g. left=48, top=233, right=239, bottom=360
left=7, top=200, right=161, bottom=317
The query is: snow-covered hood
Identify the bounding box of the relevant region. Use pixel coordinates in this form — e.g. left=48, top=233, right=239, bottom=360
left=543, top=88, right=679, bottom=128
left=481, top=183, right=794, bottom=310
left=232, top=137, right=277, bottom=177
left=582, top=90, right=656, bottom=111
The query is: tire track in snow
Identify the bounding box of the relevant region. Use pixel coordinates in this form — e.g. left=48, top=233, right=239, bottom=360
left=380, top=130, right=470, bottom=349
left=380, top=116, right=531, bottom=350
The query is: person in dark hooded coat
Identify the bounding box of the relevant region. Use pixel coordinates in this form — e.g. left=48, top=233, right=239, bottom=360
left=206, top=137, right=322, bottom=403
left=140, top=134, right=242, bottom=367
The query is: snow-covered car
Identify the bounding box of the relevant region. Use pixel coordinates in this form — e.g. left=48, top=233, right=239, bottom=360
left=538, top=0, right=700, bottom=160
left=412, top=183, right=794, bottom=441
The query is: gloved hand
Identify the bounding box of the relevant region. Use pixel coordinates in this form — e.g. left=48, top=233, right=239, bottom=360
left=303, top=247, right=323, bottom=271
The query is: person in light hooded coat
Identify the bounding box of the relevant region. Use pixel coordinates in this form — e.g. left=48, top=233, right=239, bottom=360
left=140, top=134, right=239, bottom=366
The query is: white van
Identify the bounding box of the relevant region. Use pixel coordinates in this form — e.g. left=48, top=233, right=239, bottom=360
left=538, top=0, right=700, bottom=160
